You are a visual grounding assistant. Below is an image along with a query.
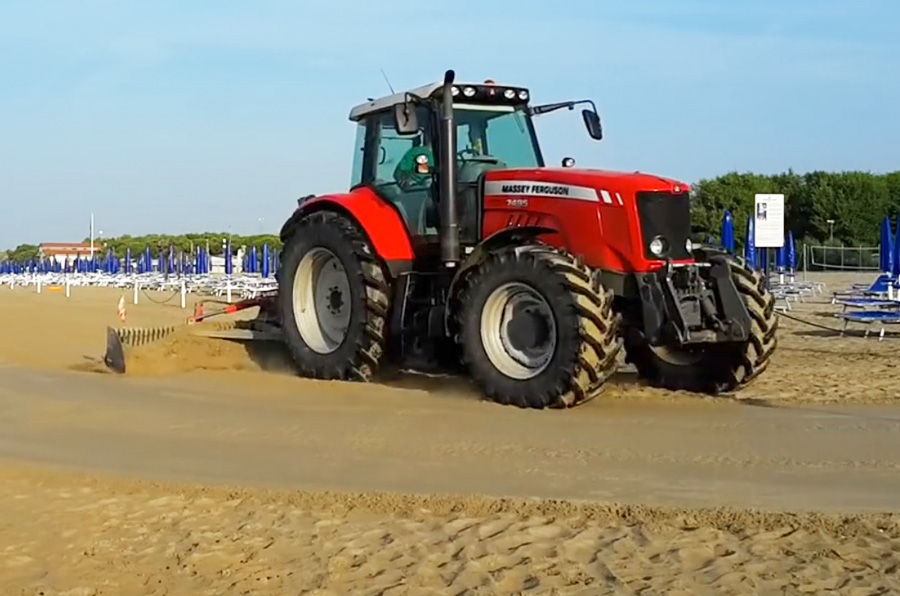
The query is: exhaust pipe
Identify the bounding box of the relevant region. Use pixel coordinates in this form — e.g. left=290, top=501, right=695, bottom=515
left=439, top=69, right=460, bottom=266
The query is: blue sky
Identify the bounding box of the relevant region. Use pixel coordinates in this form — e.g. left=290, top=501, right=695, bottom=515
left=1, top=0, right=898, bottom=248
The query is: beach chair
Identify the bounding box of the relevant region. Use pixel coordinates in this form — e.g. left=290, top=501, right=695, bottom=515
left=832, top=273, right=896, bottom=303
left=835, top=297, right=900, bottom=312
left=840, top=310, right=900, bottom=340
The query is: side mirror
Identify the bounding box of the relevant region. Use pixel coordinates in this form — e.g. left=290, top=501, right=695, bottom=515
left=582, top=109, right=602, bottom=140
left=393, top=102, right=419, bottom=135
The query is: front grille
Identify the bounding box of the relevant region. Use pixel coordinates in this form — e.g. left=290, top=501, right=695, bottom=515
left=635, top=191, right=692, bottom=260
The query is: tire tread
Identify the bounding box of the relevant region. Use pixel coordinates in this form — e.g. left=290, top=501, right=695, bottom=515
left=279, top=211, right=391, bottom=383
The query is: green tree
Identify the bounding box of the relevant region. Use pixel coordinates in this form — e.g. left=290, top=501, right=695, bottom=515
left=690, top=172, right=775, bottom=247
left=690, top=169, right=900, bottom=248
left=81, top=233, right=283, bottom=258
left=7, top=244, right=40, bottom=262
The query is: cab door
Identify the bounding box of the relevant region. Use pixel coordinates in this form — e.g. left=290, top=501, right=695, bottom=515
left=353, top=109, right=439, bottom=244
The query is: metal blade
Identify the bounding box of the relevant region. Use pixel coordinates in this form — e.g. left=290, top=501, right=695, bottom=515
left=104, top=326, right=127, bottom=374
left=101, top=319, right=284, bottom=375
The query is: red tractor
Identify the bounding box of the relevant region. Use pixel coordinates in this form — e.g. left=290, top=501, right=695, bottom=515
left=270, top=70, right=777, bottom=408
left=105, top=70, right=777, bottom=408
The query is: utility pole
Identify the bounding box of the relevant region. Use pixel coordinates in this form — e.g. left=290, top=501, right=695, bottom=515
left=90, top=213, right=94, bottom=256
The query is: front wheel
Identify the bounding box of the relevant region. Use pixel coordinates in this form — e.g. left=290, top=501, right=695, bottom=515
left=456, top=244, right=621, bottom=408
left=624, top=257, right=778, bottom=393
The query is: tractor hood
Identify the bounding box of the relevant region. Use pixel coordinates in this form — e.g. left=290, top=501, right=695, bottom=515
left=480, top=166, right=694, bottom=271
left=482, top=168, right=690, bottom=197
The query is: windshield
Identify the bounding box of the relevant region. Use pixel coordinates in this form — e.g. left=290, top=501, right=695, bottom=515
left=454, top=105, right=542, bottom=168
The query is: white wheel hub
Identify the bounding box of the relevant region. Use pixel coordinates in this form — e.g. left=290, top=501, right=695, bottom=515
left=480, top=282, right=557, bottom=380
left=292, top=247, right=351, bottom=354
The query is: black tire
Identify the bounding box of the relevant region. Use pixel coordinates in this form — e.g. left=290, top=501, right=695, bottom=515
left=624, top=256, right=778, bottom=393
left=277, top=211, right=391, bottom=381
left=455, top=244, right=621, bottom=409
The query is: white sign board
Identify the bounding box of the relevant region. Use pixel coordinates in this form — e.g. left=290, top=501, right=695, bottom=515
left=754, top=194, right=784, bottom=248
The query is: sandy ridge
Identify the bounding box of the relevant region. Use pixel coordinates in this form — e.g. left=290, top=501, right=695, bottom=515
left=2, top=461, right=899, bottom=596
left=4, top=460, right=898, bottom=537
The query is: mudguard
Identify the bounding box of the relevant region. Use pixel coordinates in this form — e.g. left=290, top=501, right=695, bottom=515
left=280, top=187, right=415, bottom=274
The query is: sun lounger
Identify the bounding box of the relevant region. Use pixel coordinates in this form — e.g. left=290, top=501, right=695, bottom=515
left=832, top=274, right=894, bottom=302
left=840, top=310, right=900, bottom=340
left=836, top=297, right=900, bottom=312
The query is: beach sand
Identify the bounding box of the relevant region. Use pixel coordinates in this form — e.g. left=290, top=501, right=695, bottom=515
left=0, top=272, right=898, bottom=595
left=2, top=462, right=898, bottom=596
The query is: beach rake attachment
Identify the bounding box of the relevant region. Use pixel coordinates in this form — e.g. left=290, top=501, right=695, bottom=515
left=103, top=297, right=284, bottom=374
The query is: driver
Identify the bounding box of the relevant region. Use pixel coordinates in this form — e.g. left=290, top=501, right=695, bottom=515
left=393, top=128, right=434, bottom=191
left=393, top=112, right=491, bottom=190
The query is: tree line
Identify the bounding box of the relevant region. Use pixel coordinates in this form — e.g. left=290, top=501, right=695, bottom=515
left=4, top=169, right=899, bottom=262
left=690, top=170, right=900, bottom=248
left=84, top=233, right=283, bottom=259
left=2, top=234, right=282, bottom=263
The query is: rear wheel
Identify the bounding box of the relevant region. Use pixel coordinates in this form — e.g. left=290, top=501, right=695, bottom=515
left=624, top=257, right=777, bottom=393
left=277, top=211, right=391, bottom=381
left=456, top=244, right=621, bottom=408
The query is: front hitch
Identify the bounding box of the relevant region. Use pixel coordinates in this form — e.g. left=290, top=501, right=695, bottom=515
left=637, top=254, right=751, bottom=347
left=704, top=255, right=752, bottom=342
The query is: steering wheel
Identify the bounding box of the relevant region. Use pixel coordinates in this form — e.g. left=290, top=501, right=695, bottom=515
left=457, top=148, right=500, bottom=165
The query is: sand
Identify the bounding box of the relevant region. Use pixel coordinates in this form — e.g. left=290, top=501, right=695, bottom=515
left=2, top=461, right=898, bottom=596
left=1, top=272, right=899, bottom=594
left=3, top=273, right=899, bottom=405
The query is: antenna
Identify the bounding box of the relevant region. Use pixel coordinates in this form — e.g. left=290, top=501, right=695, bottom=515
left=380, top=68, right=395, bottom=94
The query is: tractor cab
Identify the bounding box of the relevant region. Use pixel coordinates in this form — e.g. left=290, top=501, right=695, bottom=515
left=347, top=75, right=602, bottom=262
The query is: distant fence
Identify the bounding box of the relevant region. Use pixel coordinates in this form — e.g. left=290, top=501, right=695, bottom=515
left=804, top=244, right=880, bottom=272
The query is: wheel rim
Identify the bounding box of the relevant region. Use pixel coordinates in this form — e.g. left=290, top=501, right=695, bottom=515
left=292, top=247, right=351, bottom=354
left=649, top=345, right=705, bottom=366
left=480, top=282, right=557, bottom=380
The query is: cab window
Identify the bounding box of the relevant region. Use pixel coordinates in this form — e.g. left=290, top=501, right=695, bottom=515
left=360, top=108, right=436, bottom=236
left=349, top=123, right=365, bottom=187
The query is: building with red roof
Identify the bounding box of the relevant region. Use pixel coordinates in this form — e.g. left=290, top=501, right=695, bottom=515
left=38, top=243, right=102, bottom=265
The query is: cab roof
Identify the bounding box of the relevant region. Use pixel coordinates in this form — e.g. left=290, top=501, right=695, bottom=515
left=348, top=81, right=530, bottom=122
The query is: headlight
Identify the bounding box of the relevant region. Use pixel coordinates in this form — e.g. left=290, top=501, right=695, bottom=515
left=504, top=88, right=516, bottom=99
left=463, top=86, right=476, bottom=97
left=649, top=236, right=666, bottom=257
left=685, top=238, right=693, bottom=253
left=518, top=90, right=528, bottom=100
